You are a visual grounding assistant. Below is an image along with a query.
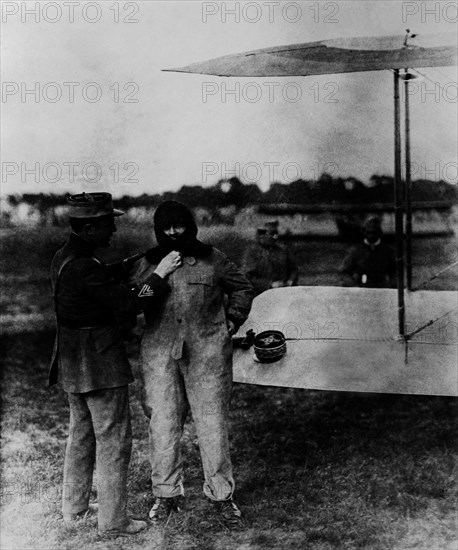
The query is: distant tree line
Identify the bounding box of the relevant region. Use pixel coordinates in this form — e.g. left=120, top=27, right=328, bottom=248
left=6, top=174, right=457, bottom=213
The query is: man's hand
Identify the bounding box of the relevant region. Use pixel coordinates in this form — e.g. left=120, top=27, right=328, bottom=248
left=154, top=251, right=182, bottom=278
left=226, top=320, right=237, bottom=336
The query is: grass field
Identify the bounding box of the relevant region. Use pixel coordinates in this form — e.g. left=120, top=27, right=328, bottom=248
left=1, top=225, right=457, bottom=550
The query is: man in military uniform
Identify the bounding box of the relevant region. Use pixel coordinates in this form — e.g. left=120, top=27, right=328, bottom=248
left=338, top=216, right=397, bottom=288
left=50, top=192, right=181, bottom=537
left=243, top=221, right=299, bottom=296
left=127, top=201, right=254, bottom=527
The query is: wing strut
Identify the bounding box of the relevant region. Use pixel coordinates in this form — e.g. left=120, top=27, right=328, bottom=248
left=404, top=69, right=413, bottom=291
left=393, top=69, right=405, bottom=337
left=413, top=260, right=458, bottom=291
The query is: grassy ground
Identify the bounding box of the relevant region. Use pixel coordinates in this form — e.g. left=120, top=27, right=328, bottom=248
left=1, top=225, right=457, bottom=549
left=1, top=330, right=457, bottom=550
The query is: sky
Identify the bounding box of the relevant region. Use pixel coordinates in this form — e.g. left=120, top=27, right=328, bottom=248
left=1, top=0, right=457, bottom=197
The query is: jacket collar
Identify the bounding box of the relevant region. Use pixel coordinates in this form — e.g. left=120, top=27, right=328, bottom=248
left=145, top=240, right=213, bottom=264
left=364, top=238, right=381, bottom=250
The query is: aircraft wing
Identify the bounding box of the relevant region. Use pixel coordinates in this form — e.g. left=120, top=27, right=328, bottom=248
left=258, top=202, right=455, bottom=214
left=233, top=287, right=458, bottom=396
left=165, top=33, right=457, bottom=77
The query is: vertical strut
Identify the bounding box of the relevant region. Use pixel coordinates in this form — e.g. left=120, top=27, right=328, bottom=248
left=394, top=69, right=405, bottom=337
left=404, top=69, right=413, bottom=290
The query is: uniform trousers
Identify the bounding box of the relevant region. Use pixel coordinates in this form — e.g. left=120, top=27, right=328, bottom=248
left=62, top=385, right=132, bottom=533
left=142, top=352, right=234, bottom=501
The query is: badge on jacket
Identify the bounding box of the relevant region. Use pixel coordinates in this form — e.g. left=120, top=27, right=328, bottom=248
left=138, top=284, right=155, bottom=297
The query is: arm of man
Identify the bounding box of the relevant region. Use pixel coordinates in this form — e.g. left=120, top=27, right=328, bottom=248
left=122, top=250, right=182, bottom=313
left=338, top=247, right=358, bottom=287
left=243, top=246, right=272, bottom=295
left=105, top=252, right=146, bottom=281
left=286, top=248, right=299, bottom=286
left=79, top=258, right=170, bottom=329
left=217, top=250, right=255, bottom=334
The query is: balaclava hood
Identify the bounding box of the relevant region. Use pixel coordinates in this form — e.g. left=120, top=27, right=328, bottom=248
left=145, top=200, right=212, bottom=263
left=154, top=200, right=197, bottom=248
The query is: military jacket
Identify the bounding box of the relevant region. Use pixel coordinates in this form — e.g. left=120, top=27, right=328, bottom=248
left=50, top=233, right=169, bottom=392
left=244, top=242, right=299, bottom=295
left=339, top=241, right=396, bottom=288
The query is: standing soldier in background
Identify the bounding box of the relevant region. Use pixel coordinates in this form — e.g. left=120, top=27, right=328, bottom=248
left=49, top=192, right=181, bottom=537
left=338, top=216, right=396, bottom=288
left=244, top=220, right=299, bottom=296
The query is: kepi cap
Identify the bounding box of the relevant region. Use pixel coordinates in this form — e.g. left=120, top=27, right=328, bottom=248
left=265, top=220, right=279, bottom=236
left=265, top=220, right=279, bottom=229
left=67, top=192, right=124, bottom=219
left=362, top=216, right=382, bottom=231
left=254, top=330, right=287, bottom=363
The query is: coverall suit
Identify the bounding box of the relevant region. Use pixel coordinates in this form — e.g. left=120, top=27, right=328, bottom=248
left=129, top=202, right=254, bottom=502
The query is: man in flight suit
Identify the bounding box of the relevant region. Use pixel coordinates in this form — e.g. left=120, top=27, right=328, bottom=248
left=339, top=216, right=396, bottom=288
left=128, top=200, right=254, bottom=527
left=50, top=192, right=181, bottom=537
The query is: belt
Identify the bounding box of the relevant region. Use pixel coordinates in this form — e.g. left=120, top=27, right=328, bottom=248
left=58, top=317, right=112, bottom=330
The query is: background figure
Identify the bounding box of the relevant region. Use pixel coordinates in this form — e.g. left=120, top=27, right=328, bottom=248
left=128, top=200, right=254, bottom=527
left=50, top=192, right=176, bottom=537
left=338, top=216, right=397, bottom=288
left=243, top=221, right=299, bottom=296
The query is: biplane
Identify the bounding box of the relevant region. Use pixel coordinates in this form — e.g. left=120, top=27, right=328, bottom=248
left=257, top=201, right=455, bottom=240
left=166, top=32, right=458, bottom=397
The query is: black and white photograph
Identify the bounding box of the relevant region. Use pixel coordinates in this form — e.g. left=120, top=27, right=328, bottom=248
left=1, top=1, right=457, bottom=548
